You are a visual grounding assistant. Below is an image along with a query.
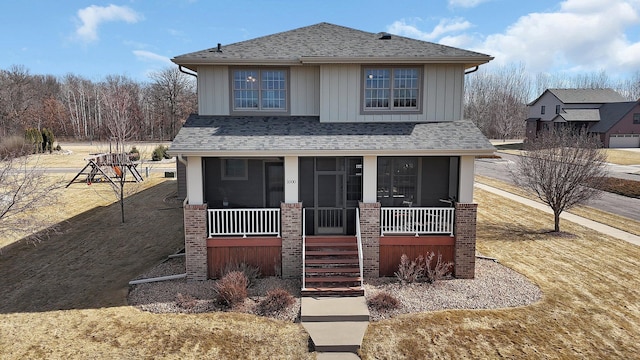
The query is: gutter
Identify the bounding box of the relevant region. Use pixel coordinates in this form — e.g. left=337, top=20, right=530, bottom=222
left=178, top=65, right=197, bottom=78
left=464, top=66, right=479, bottom=75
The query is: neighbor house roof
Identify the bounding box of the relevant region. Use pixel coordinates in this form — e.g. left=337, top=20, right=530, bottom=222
left=529, top=88, right=627, bottom=106
left=552, top=109, right=601, bottom=123
left=172, top=22, right=493, bottom=69
left=168, top=116, right=495, bottom=156
left=589, top=101, right=639, bottom=133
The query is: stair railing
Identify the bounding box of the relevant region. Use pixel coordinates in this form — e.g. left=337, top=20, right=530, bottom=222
left=302, top=208, right=306, bottom=290
left=356, top=208, right=363, bottom=288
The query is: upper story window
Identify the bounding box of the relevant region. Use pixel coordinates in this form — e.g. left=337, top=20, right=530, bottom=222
left=555, top=105, right=561, bottom=114
left=232, top=69, right=287, bottom=113
left=541, top=105, right=546, bottom=114
left=633, top=113, right=640, bottom=124
left=362, top=67, right=421, bottom=113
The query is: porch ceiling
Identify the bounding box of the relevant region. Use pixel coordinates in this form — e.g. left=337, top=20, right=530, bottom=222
left=169, top=116, right=495, bottom=156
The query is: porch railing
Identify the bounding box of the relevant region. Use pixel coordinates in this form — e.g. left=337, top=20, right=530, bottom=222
left=207, top=208, right=281, bottom=238
left=355, top=208, right=363, bottom=287
left=380, top=207, right=455, bottom=236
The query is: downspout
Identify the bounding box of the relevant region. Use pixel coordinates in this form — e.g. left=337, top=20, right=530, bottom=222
left=177, top=154, right=189, bottom=207
left=179, top=65, right=197, bottom=78
left=464, top=66, right=479, bottom=75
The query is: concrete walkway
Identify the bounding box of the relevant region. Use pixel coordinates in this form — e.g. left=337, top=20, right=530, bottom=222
left=475, top=183, right=640, bottom=246
left=301, top=296, right=370, bottom=358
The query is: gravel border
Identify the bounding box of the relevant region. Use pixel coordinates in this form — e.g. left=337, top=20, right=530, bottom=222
left=127, top=256, right=542, bottom=322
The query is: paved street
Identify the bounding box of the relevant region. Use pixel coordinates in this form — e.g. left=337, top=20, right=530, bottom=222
left=475, top=153, right=640, bottom=222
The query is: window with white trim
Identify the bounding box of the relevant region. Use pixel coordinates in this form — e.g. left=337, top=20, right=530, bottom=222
left=363, top=67, right=420, bottom=112
left=221, top=159, right=248, bottom=180
left=232, top=69, right=287, bottom=112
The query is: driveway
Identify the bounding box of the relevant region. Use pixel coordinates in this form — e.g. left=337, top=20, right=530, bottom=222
left=476, top=153, right=640, bottom=222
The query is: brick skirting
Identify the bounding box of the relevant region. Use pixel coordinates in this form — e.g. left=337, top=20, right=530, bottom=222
left=281, top=202, right=302, bottom=279
left=454, top=202, right=477, bottom=279
left=184, top=203, right=208, bottom=281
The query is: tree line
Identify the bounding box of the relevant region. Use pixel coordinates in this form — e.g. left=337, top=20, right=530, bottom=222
left=2, top=63, right=640, bottom=142
left=0, top=65, right=197, bottom=142
left=464, top=64, right=640, bottom=140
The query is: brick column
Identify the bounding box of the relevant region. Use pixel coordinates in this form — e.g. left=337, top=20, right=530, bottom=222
left=184, top=203, right=208, bottom=281
left=281, top=202, right=302, bottom=279
left=454, top=203, right=477, bottom=279
left=359, top=202, right=380, bottom=278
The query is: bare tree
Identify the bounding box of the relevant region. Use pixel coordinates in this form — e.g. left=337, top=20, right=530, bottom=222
left=0, top=152, right=60, bottom=244
left=100, top=75, right=143, bottom=223
left=512, top=127, right=608, bottom=232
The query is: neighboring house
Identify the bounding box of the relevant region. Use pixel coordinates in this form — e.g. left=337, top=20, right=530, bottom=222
left=526, top=88, right=640, bottom=148
left=169, top=23, right=494, bottom=294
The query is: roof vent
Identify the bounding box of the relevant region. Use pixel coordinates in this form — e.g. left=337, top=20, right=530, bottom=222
left=379, top=33, right=392, bottom=40
left=216, top=43, right=222, bottom=52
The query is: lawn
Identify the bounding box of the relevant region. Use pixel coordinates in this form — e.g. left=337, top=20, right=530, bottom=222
left=605, top=149, right=640, bottom=165
left=360, top=188, right=640, bottom=359
left=0, top=181, right=312, bottom=359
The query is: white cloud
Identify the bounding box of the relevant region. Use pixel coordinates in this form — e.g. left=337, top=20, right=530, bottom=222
left=475, top=0, right=640, bottom=75
left=448, top=0, right=491, bottom=8
left=388, top=0, right=640, bottom=77
left=387, top=18, right=472, bottom=41
left=133, top=50, right=173, bottom=66
left=75, top=5, right=142, bottom=43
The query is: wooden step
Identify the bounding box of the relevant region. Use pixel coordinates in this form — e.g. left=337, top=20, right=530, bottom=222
left=306, top=250, right=358, bottom=256
left=301, top=287, right=364, bottom=297
left=305, top=242, right=357, bottom=248
left=305, top=267, right=360, bottom=274
left=305, top=236, right=356, bottom=244
left=305, top=258, right=359, bottom=265
left=305, top=276, right=362, bottom=284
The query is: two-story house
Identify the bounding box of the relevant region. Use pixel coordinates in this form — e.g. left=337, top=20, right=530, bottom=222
left=169, top=23, right=494, bottom=295
left=525, top=88, right=639, bottom=148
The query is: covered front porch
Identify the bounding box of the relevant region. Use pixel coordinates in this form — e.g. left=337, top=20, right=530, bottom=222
left=181, top=154, right=478, bottom=282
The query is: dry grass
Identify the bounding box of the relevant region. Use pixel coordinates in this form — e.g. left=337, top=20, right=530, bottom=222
left=605, top=149, right=640, bottom=165
left=0, top=180, right=312, bottom=359
left=475, top=175, right=640, bottom=237
left=360, top=188, right=640, bottom=359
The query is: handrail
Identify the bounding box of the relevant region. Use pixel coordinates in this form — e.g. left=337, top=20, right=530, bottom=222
left=380, top=207, right=455, bottom=236
left=207, top=208, right=280, bottom=238
left=356, top=208, right=363, bottom=288
left=302, top=208, right=306, bottom=290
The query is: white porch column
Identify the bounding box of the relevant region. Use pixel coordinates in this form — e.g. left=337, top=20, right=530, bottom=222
left=284, top=156, right=299, bottom=203
left=458, top=155, right=475, bottom=203
left=186, top=156, right=204, bottom=205
left=362, top=156, right=377, bottom=203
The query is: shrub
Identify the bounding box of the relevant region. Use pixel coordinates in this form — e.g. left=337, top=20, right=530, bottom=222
left=424, top=252, right=454, bottom=284
left=213, top=271, right=249, bottom=307
left=54, top=144, right=62, bottom=151
left=394, top=254, right=426, bottom=283
left=257, top=288, right=295, bottom=315
left=128, top=146, right=141, bottom=161
left=175, top=292, right=197, bottom=310
left=367, top=292, right=400, bottom=312
left=152, top=145, right=170, bottom=161
left=222, top=262, right=261, bottom=287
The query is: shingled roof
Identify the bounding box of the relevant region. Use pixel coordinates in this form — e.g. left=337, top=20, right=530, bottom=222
left=169, top=116, right=495, bottom=156
left=172, top=22, right=493, bottom=69
left=530, top=88, right=627, bottom=105
left=589, top=101, right=639, bottom=133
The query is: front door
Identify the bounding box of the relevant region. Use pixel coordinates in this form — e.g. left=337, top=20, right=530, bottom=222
left=315, top=172, right=346, bottom=234
left=265, top=162, right=284, bottom=207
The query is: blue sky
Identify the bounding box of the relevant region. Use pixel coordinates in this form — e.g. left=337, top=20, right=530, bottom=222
left=2, top=0, right=639, bottom=82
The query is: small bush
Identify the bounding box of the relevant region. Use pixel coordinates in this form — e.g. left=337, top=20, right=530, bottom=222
left=175, top=293, right=197, bottom=310
left=424, top=252, right=453, bottom=283
left=222, top=262, right=261, bottom=287
left=213, top=271, right=249, bottom=307
left=257, top=288, right=295, bottom=315
left=54, top=144, right=62, bottom=151
left=152, top=145, right=170, bottom=161
left=394, top=254, right=426, bottom=283
left=368, top=292, right=400, bottom=312
left=128, top=146, right=140, bottom=161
